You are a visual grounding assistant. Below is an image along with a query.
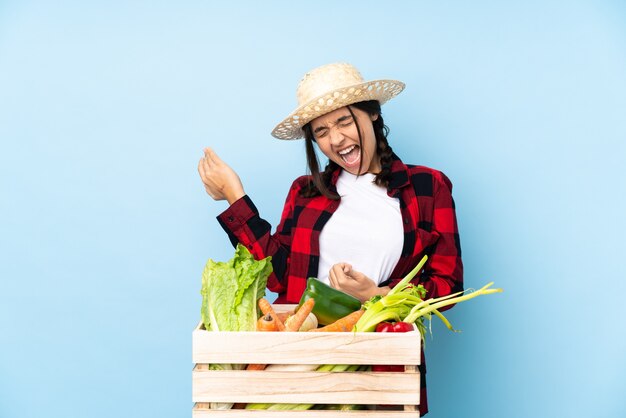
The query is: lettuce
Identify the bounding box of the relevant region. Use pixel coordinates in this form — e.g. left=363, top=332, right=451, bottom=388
left=200, top=244, right=272, bottom=332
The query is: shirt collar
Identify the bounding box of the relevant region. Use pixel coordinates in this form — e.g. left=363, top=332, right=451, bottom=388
left=387, top=152, right=411, bottom=191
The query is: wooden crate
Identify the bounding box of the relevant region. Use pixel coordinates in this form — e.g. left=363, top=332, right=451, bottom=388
left=192, top=304, right=421, bottom=417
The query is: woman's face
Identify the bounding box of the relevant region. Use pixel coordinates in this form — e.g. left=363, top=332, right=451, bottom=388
left=310, top=106, right=380, bottom=175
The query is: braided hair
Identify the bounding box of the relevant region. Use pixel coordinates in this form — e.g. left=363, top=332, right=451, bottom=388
left=300, top=100, right=394, bottom=199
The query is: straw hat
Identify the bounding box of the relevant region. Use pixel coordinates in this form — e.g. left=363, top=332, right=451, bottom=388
left=271, top=63, right=405, bottom=140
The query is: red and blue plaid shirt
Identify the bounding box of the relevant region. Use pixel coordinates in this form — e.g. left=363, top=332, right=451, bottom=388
left=218, top=152, right=463, bottom=304
left=217, top=153, right=463, bottom=416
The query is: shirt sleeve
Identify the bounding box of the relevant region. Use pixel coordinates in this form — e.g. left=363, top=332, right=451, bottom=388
left=382, top=170, right=464, bottom=308
left=216, top=180, right=301, bottom=294
left=418, top=171, right=464, bottom=308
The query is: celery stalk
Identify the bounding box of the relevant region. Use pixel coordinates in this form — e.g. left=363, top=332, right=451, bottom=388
left=387, top=255, right=429, bottom=296
left=355, top=258, right=504, bottom=337
left=432, top=309, right=458, bottom=332
left=267, top=403, right=314, bottom=411
left=403, top=283, right=503, bottom=324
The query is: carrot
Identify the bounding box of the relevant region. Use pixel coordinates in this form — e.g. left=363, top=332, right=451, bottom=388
left=258, top=298, right=286, bottom=331
left=247, top=312, right=277, bottom=372
left=256, top=313, right=278, bottom=332
left=308, top=310, right=365, bottom=332
left=285, top=298, right=315, bottom=332
left=246, top=363, right=267, bottom=371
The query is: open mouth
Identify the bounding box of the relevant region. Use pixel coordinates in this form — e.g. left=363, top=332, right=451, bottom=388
left=338, top=145, right=360, bottom=167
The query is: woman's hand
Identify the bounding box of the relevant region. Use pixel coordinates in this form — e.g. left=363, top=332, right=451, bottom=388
left=328, top=263, right=390, bottom=302
left=198, top=147, right=245, bottom=205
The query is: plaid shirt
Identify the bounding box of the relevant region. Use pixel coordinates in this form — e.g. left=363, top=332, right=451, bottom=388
left=217, top=153, right=463, bottom=416
left=218, top=152, right=463, bottom=304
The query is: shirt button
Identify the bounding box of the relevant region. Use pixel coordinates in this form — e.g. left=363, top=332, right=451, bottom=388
left=228, top=216, right=234, bottom=222
left=404, top=218, right=409, bottom=224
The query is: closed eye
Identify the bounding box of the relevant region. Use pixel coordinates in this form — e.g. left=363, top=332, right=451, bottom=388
left=313, top=115, right=353, bottom=139
left=339, top=119, right=353, bottom=128
left=315, top=128, right=329, bottom=138
left=337, top=115, right=353, bottom=126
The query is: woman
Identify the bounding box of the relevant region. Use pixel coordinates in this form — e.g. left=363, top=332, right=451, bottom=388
left=198, top=63, right=463, bottom=415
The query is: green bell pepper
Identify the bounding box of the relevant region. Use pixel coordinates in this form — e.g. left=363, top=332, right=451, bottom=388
left=296, top=277, right=362, bottom=325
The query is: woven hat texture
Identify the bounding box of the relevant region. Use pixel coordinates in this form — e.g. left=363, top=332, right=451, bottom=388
left=271, top=63, right=405, bottom=140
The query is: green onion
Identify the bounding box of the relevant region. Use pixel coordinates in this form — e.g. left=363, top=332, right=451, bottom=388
left=353, top=255, right=504, bottom=337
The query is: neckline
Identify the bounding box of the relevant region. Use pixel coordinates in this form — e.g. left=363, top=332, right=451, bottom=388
left=340, top=170, right=377, bottom=180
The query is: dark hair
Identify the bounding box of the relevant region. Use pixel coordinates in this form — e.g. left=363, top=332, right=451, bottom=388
left=300, top=100, right=394, bottom=199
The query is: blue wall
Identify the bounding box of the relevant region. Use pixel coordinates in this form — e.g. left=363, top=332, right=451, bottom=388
left=1, top=1, right=624, bottom=417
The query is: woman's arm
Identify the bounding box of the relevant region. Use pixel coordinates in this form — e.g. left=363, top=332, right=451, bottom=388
left=198, top=147, right=299, bottom=293
left=216, top=183, right=301, bottom=294
left=384, top=171, right=463, bottom=307
left=416, top=171, right=463, bottom=307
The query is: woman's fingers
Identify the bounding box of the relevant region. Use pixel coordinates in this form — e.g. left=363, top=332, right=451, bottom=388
left=328, top=268, right=337, bottom=288
left=204, top=147, right=221, bottom=166
left=199, top=157, right=213, bottom=184
left=198, top=158, right=217, bottom=198
left=329, top=263, right=351, bottom=289
left=329, top=264, right=346, bottom=289
left=328, top=263, right=377, bottom=302
left=203, top=154, right=213, bottom=175
left=334, top=263, right=354, bottom=279
left=342, top=263, right=353, bottom=275
left=198, top=157, right=208, bottom=178
left=199, top=147, right=245, bottom=203
left=198, top=154, right=223, bottom=200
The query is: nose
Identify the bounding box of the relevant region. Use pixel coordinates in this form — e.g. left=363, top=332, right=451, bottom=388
left=328, top=126, right=345, bottom=147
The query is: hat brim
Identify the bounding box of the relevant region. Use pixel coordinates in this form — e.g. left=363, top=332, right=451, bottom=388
left=271, top=79, right=405, bottom=140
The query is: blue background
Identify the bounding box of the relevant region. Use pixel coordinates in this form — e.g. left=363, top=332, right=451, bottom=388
left=1, top=1, right=625, bottom=417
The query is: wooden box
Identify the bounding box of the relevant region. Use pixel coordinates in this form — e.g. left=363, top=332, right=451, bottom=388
left=192, top=304, right=421, bottom=417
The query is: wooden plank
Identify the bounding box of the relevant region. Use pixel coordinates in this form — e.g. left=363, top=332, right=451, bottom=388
left=274, top=304, right=298, bottom=312
left=192, top=330, right=421, bottom=365
left=193, top=405, right=419, bottom=417
left=403, top=364, right=418, bottom=412
left=193, top=305, right=421, bottom=416
left=192, top=370, right=420, bottom=405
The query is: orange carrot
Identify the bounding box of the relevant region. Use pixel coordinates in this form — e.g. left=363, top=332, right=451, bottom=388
left=285, top=298, right=315, bottom=332
left=246, top=363, right=267, bottom=371
left=258, top=298, right=286, bottom=331
left=247, top=312, right=277, bottom=371
left=256, top=313, right=278, bottom=332
left=308, top=310, right=365, bottom=332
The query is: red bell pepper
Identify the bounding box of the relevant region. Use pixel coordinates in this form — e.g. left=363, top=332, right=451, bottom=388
left=376, top=321, right=414, bottom=333
left=372, top=322, right=414, bottom=372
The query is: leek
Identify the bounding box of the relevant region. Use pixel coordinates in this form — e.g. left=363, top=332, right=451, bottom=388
left=353, top=255, right=504, bottom=338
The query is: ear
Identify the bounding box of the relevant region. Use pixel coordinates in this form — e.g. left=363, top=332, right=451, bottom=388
left=370, top=113, right=379, bottom=122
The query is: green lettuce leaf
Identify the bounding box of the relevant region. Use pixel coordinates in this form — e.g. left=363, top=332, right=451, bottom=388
left=201, top=244, right=272, bottom=332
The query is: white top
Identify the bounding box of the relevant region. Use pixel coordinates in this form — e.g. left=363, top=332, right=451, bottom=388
left=317, top=171, right=404, bottom=285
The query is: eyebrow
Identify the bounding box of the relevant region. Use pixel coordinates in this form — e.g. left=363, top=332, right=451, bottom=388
left=313, top=115, right=353, bottom=134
